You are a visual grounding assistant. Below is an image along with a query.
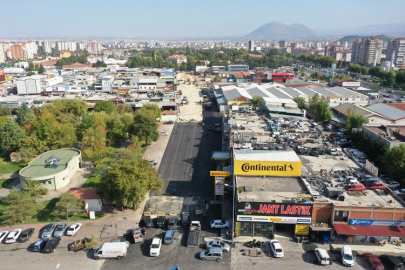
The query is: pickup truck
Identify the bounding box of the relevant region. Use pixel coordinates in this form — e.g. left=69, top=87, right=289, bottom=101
left=187, top=221, right=201, bottom=248
left=67, top=238, right=91, bottom=252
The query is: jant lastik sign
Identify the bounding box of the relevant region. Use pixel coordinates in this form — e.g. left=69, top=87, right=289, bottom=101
left=237, top=202, right=312, bottom=217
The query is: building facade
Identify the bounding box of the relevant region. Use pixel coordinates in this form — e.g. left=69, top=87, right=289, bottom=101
left=386, top=38, right=405, bottom=69
left=351, top=37, right=383, bottom=66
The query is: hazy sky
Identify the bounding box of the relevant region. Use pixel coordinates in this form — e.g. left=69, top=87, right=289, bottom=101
left=2, top=0, right=405, bottom=38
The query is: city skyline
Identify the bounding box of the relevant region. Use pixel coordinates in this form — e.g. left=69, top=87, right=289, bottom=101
left=2, top=0, right=405, bottom=39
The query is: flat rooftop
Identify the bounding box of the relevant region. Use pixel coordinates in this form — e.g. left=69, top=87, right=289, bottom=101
left=237, top=176, right=307, bottom=203
left=20, top=149, right=80, bottom=178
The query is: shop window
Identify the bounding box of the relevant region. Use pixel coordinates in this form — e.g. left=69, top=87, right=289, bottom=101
left=253, top=222, right=273, bottom=237
left=238, top=222, right=252, bottom=237
left=334, top=210, right=348, bottom=222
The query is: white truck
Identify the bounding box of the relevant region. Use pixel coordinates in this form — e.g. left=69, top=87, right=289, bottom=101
left=93, top=242, right=127, bottom=260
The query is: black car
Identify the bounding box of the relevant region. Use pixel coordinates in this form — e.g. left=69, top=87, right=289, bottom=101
left=144, top=216, right=153, bottom=228
left=29, top=239, right=48, bottom=252
left=18, top=228, right=35, bottom=243
left=42, top=237, right=61, bottom=253
left=181, top=212, right=190, bottom=227
left=380, top=255, right=404, bottom=270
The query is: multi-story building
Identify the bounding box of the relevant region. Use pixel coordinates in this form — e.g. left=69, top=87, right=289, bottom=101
left=24, top=41, right=37, bottom=59
left=290, top=42, right=302, bottom=50
left=386, top=38, right=405, bottom=69
left=278, top=40, right=286, bottom=48
left=248, top=40, right=255, bottom=51
left=324, top=44, right=341, bottom=57
left=0, top=44, right=5, bottom=63
left=351, top=37, right=383, bottom=66
left=10, top=44, right=24, bottom=60
left=87, top=42, right=102, bottom=54
left=166, top=55, right=187, bottom=65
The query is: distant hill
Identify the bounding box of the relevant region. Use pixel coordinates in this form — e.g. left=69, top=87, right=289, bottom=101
left=239, top=21, right=317, bottom=41
left=338, top=35, right=392, bottom=44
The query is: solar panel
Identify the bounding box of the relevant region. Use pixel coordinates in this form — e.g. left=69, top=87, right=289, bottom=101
left=51, top=163, right=58, bottom=168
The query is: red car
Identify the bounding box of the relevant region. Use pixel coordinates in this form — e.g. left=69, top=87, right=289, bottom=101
left=367, top=182, right=387, bottom=190
left=364, top=253, right=384, bottom=270
left=345, top=183, right=366, bottom=191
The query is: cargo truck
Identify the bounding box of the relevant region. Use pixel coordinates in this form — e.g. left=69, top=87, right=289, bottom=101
left=93, top=242, right=127, bottom=260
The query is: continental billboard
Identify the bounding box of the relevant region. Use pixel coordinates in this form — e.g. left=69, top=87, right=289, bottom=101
left=234, top=160, right=302, bottom=176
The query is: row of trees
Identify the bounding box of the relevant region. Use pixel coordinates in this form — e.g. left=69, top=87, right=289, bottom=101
left=306, top=94, right=332, bottom=121
left=349, top=64, right=405, bottom=86
left=295, top=54, right=338, bottom=68
left=56, top=50, right=90, bottom=68
left=27, top=62, right=45, bottom=73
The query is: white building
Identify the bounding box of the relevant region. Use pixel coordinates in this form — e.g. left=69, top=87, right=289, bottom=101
left=16, top=75, right=47, bottom=95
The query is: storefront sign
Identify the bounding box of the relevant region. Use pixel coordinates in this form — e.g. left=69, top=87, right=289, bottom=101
left=295, top=224, right=310, bottom=235
left=349, top=219, right=405, bottom=226
left=237, top=215, right=311, bottom=224
left=237, top=202, right=312, bottom=217
left=234, top=160, right=302, bottom=176
left=215, top=185, right=224, bottom=195
left=210, top=171, right=230, bottom=177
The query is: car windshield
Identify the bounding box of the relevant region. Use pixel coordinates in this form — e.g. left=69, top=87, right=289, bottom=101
left=276, top=248, right=283, bottom=253
left=151, top=244, right=159, bottom=248
left=68, top=227, right=74, bottom=231
left=44, top=227, right=52, bottom=232
left=56, top=226, right=64, bottom=231
left=22, top=233, right=28, bottom=237
left=344, top=254, right=353, bottom=260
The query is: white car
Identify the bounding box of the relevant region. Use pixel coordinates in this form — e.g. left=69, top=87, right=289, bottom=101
left=386, top=181, right=401, bottom=189
left=270, top=239, right=284, bottom=257
left=0, top=231, right=9, bottom=242
left=210, top=220, right=230, bottom=229
left=206, top=240, right=230, bottom=252
left=149, top=237, right=162, bottom=257
left=66, top=223, right=82, bottom=236
left=159, top=131, right=168, bottom=136
left=5, top=229, right=22, bottom=244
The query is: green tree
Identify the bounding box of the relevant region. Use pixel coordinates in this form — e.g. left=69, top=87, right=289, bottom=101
left=128, top=135, right=143, bottom=154
left=368, top=66, right=383, bottom=78
left=0, top=118, right=25, bottom=152
left=53, top=193, right=83, bottom=220
left=100, top=157, right=163, bottom=208
left=21, top=179, right=48, bottom=202
left=293, top=97, right=306, bottom=110
left=85, top=234, right=98, bottom=250
left=38, top=64, right=45, bottom=73
left=308, top=93, right=321, bottom=116
left=2, top=187, right=38, bottom=224
left=81, top=127, right=106, bottom=160
left=315, top=99, right=332, bottom=121
left=349, top=114, right=369, bottom=129
left=16, top=104, right=33, bottom=126
left=130, top=110, right=159, bottom=145
left=383, top=144, right=405, bottom=185
left=251, top=96, right=263, bottom=107
left=140, top=103, right=162, bottom=119
left=27, top=62, right=34, bottom=71
left=94, top=100, right=116, bottom=114
left=395, top=70, right=405, bottom=86
left=19, top=134, right=49, bottom=155
left=53, top=99, right=88, bottom=117
left=93, top=60, right=107, bottom=68
left=213, top=74, right=222, bottom=82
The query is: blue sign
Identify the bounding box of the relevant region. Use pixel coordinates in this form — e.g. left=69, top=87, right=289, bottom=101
left=238, top=216, right=252, bottom=221
left=331, top=64, right=337, bottom=69
left=349, top=219, right=405, bottom=226
left=326, top=72, right=330, bottom=78
left=297, top=218, right=311, bottom=223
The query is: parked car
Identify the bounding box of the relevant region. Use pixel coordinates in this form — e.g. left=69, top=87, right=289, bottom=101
left=386, top=181, right=401, bottom=189
left=159, top=131, right=169, bottom=136
left=315, top=248, right=331, bottom=265
left=67, top=223, right=82, bottom=236
left=364, top=253, right=384, bottom=270
left=163, top=121, right=174, bottom=125
left=206, top=240, right=230, bottom=252
left=167, top=216, right=178, bottom=230
left=53, top=222, right=68, bottom=237
left=345, top=183, right=366, bottom=191
left=5, top=229, right=22, bottom=244
left=29, top=239, right=48, bottom=252
left=111, top=238, right=130, bottom=249
left=200, top=247, right=223, bottom=261
left=149, top=237, right=162, bottom=257
left=180, top=212, right=190, bottom=227
left=18, top=228, right=35, bottom=243
left=270, top=239, right=284, bottom=258
left=380, top=255, right=404, bottom=270
left=42, top=223, right=57, bottom=239
left=210, top=220, right=230, bottom=229
left=367, top=182, right=387, bottom=190
left=341, top=245, right=354, bottom=267
left=42, top=237, right=61, bottom=253
left=0, top=231, right=9, bottom=242
left=141, top=214, right=154, bottom=228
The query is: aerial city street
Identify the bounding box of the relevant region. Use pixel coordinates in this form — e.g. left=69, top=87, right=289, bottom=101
left=1, top=1, right=405, bottom=269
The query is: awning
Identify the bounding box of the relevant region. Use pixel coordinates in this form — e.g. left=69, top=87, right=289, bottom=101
left=333, top=224, right=405, bottom=237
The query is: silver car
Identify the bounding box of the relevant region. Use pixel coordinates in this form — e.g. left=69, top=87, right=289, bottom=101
left=53, top=222, right=68, bottom=237
left=42, top=223, right=57, bottom=239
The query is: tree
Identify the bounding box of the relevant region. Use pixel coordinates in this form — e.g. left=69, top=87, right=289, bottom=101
left=308, top=94, right=321, bottom=116
left=130, top=110, right=159, bottom=145
left=85, top=234, right=98, bottom=250
left=53, top=193, right=83, bottom=220
left=395, top=70, right=405, bottom=86
left=21, top=179, right=48, bottom=202
left=27, top=62, right=34, bottom=71
left=38, top=64, right=45, bottom=73
left=349, top=114, right=369, bottom=129
left=81, top=127, right=106, bottom=160
left=19, top=134, right=49, bottom=155
left=251, top=96, right=263, bottom=107
left=315, top=99, right=332, bottom=121
left=369, top=66, right=383, bottom=78
left=293, top=97, right=306, bottom=110
left=27, top=71, right=36, bottom=76
left=0, top=118, right=25, bottom=152
left=100, top=157, right=163, bottom=208
left=213, top=74, right=222, bottom=82
left=94, top=100, right=116, bottom=114
left=128, top=135, right=143, bottom=154
left=93, top=60, right=107, bottom=67
left=383, top=144, right=405, bottom=185
left=16, top=104, right=36, bottom=126
left=140, top=104, right=162, bottom=119
left=2, top=187, right=38, bottom=224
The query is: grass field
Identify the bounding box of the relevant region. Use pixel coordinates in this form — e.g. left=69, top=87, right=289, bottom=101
left=0, top=157, right=25, bottom=174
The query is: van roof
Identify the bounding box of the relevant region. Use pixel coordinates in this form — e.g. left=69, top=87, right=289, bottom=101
left=315, top=248, right=330, bottom=257
left=208, top=247, right=223, bottom=253
left=342, top=245, right=352, bottom=253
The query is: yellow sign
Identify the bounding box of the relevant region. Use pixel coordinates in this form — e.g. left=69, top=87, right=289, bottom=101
left=210, top=171, right=230, bottom=177
left=235, top=222, right=240, bottom=237
left=234, top=161, right=302, bottom=176
left=269, top=217, right=283, bottom=222
left=295, top=224, right=310, bottom=235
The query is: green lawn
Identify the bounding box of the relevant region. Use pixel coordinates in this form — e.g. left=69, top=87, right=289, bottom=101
left=82, top=175, right=101, bottom=188
left=0, top=157, right=25, bottom=174
left=0, top=178, right=17, bottom=189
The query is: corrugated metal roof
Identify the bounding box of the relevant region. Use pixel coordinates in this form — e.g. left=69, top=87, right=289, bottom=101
left=234, top=150, right=301, bottom=162
left=282, top=87, right=307, bottom=98
left=333, top=224, right=405, bottom=237
left=312, top=87, right=334, bottom=97
left=366, top=103, right=405, bottom=120
left=222, top=87, right=252, bottom=101
left=297, top=87, right=317, bottom=97
left=246, top=86, right=276, bottom=98
left=330, top=86, right=366, bottom=97
left=333, top=104, right=372, bottom=116
left=265, top=87, right=292, bottom=99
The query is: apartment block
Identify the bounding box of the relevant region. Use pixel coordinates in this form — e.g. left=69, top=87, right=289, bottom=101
left=386, top=38, right=405, bottom=69
left=351, top=37, right=383, bottom=66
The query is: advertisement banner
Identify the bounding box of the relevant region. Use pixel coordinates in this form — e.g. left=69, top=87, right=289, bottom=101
left=295, top=224, right=310, bottom=235
left=210, top=171, right=230, bottom=177
left=237, top=215, right=311, bottom=224
left=349, top=219, right=405, bottom=226
left=237, top=202, right=312, bottom=217
left=331, top=63, right=337, bottom=69
left=234, top=160, right=302, bottom=176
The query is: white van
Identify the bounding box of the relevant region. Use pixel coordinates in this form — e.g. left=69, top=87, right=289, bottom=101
left=94, top=242, right=127, bottom=260
left=341, top=245, right=354, bottom=266
left=315, top=248, right=330, bottom=265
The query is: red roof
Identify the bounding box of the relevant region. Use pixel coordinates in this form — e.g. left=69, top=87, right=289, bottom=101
left=68, top=188, right=102, bottom=200
left=333, top=223, right=405, bottom=237
left=62, top=62, right=88, bottom=68
left=162, top=110, right=177, bottom=115
left=386, top=103, right=405, bottom=111
left=40, top=59, right=58, bottom=67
